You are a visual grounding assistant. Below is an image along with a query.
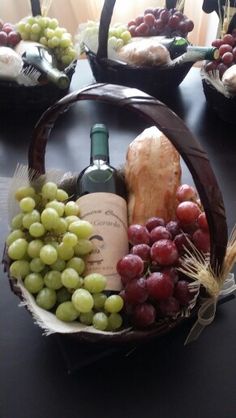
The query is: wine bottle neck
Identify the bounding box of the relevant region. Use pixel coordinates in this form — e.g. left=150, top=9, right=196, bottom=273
left=90, top=124, right=110, bottom=164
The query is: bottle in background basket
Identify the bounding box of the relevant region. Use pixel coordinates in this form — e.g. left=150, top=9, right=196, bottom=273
left=76, top=124, right=128, bottom=291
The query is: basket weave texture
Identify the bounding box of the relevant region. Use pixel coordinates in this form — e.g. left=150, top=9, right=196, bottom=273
left=3, top=83, right=228, bottom=344
left=85, top=0, right=194, bottom=99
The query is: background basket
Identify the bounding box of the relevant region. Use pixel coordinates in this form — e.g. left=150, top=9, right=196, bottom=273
left=3, top=83, right=228, bottom=345
left=0, top=0, right=76, bottom=112
left=202, top=77, right=236, bottom=124
left=85, top=0, right=194, bottom=99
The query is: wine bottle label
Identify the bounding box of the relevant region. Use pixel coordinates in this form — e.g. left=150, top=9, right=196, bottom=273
left=76, top=192, right=128, bottom=291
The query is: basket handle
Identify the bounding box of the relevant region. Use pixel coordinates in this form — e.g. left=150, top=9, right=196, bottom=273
left=28, top=83, right=228, bottom=273
left=30, top=0, right=42, bottom=16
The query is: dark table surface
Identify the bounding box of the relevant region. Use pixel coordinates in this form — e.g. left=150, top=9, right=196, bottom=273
left=0, top=60, right=236, bottom=418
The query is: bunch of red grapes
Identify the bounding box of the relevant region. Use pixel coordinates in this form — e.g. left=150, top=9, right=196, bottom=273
left=0, top=19, right=21, bottom=47
left=205, top=33, right=236, bottom=78
left=128, top=7, right=194, bottom=38
left=117, top=184, right=210, bottom=329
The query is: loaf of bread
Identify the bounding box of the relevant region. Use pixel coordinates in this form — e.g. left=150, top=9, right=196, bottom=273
left=124, top=126, right=181, bottom=225
left=118, top=37, right=171, bottom=67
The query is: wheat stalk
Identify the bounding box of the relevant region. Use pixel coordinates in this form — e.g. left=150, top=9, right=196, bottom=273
left=41, top=0, right=53, bottom=17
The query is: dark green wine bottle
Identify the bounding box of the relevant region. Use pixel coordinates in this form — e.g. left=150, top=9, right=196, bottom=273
left=76, top=124, right=126, bottom=198
left=161, top=36, right=219, bottom=61
left=76, top=124, right=128, bottom=291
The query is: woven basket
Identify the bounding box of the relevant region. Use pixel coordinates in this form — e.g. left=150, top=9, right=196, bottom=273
left=3, top=83, right=228, bottom=345
left=85, top=0, right=194, bottom=99
left=0, top=0, right=76, bottom=112
left=202, top=77, right=236, bottom=124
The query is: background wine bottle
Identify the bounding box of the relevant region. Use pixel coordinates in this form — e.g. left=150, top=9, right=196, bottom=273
left=76, top=124, right=128, bottom=291
left=162, top=36, right=219, bottom=61
left=15, top=41, right=70, bottom=89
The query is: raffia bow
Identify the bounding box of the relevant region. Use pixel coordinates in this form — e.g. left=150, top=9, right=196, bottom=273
left=179, top=228, right=236, bottom=344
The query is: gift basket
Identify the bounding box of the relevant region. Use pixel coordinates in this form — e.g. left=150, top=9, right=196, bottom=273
left=0, top=0, right=77, bottom=111
left=2, top=83, right=236, bottom=348
left=77, top=0, right=219, bottom=99
left=201, top=0, right=236, bottom=123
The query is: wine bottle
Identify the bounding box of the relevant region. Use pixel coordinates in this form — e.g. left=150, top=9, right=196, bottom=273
left=14, top=41, right=70, bottom=89
left=76, top=124, right=128, bottom=291
left=161, top=36, right=219, bottom=61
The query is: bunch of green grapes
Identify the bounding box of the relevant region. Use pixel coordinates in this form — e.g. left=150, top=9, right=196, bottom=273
left=17, top=16, right=77, bottom=67
left=6, top=181, right=123, bottom=332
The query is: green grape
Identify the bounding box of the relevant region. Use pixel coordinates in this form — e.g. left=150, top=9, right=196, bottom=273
left=64, top=201, right=80, bottom=216
left=30, top=257, right=45, bottom=273
left=56, top=287, right=71, bottom=304
left=57, top=242, right=74, bottom=261
left=68, top=220, right=93, bottom=239
left=27, top=239, right=44, bottom=258
left=56, top=188, right=68, bottom=201
left=39, top=36, right=48, bottom=46
left=61, top=268, right=83, bottom=289
left=45, top=28, right=55, bottom=39
left=108, top=313, right=123, bottom=330
left=56, top=301, right=78, bottom=322
left=37, top=16, right=47, bottom=28
left=92, top=312, right=108, bottom=331
left=46, top=240, right=59, bottom=250
left=48, top=18, right=59, bottom=29
left=36, top=288, right=57, bottom=310
left=60, top=34, right=72, bottom=48
left=93, top=293, right=107, bottom=310
left=41, top=182, right=58, bottom=200
left=17, top=21, right=27, bottom=32
left=66, top=257, right=85, bottom=275
left=40, top=244, right=58, bottom=265
left=72, top=288, right=94, bottom=313
left=11, top=213, right=24, bottom=229
left=44, top=270, right=62, bottom=290
left=65, top=215, right=79, bottom=226
left=27, top=16, right=36, bottom=25
left=6, top=229, right=25, bottom=246
left=21, top=31, right=29, bottom=40
left=15, top=186, right=35, bottom=201
left=120, top=30, right=131, bottom=43
left=61, top=54, right=72, bottom=66
left=8, top=238, right=28, bottom=260
left=19, top=197, right=36, bottom=213
left=108, top=36, right=117, bottom=49
left=79, top=310, right=94, bottom=325
left=29, top=222, right=45, bottom=238
left=31, top=23, right=41, bottom=34
left=74, top=239, right=93, bottom=256
left=84, top=273, right=107, bottom=294
left=104, top=295, right=124, bottom=313
left=24, top=23, right=32, bottom=34
left=55, top=218, right=67, bottom=234
left=41, top=208, right=59, bottom=230
left=22, top=209, right=41, bottom=229
left=30, top=33, right=40, bottom=42
left=10, top=260, right=30, bottom=279
left=51, top=258, right=66, bottom=272
left=115, top=38, right=124, bottom=50
left=62, top=232, right=78, bottom=247
left=24, top=273, right=44, bottom=294
left=46, top=200, right=65, bottom=216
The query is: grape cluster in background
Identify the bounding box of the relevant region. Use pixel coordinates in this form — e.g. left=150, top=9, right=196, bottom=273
left=204, top=33, right=236, bottom=78
left=0, top=19, right=21, bottom=47
left=127, top=7, right=194, bottom=38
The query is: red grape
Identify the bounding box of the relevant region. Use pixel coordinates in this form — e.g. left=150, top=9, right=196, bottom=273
left=150, top=239, right=179, bottom=266
left=128, top=224, right=150, bottom=245
left=0, top=19, right=3, bottom=30
left=219, top=44, right=233, bottom=56
left=135, top=22, right=149, bottom=36
left=174, top=280, right=192, bottom=305
left=165, top=220, right=181, bottom=238
left=125, top=278, right=148, bottom=305
left=162, top=267, right=179, bottom=284
left=168, top=15, right=180, bottom=29
left=0, top=31, right=7, bottom=45
left=153, top=8, right=162, bottom=19
left=135, top=15, right=144, bottom=25
left=160, top=9, right=170, bottom=23
left=173, top=233, right=192, bottom=254
left=130, top=244, right=151, bottom=262
left=212, top=38, right=224, bottom=48
left=155, top=19, right=165, bottom=32
left=116, top=254, right=144, bottom=280
left=146, top=271, right=174, bottom=300
left=150, top=226, right=171, bottom=244
left=176, top=201, right=201, bottom=224
left=158, top=296, right=180, bottom=317
left=192, top=228, right=210, bottom=253
left=197, top=212, right=209, bottom=231
left=185, top=19, right=194, bottom=32
left=205, top=61, right=218, bottom=72
left=128, top=25, right=136, bottom=37
left=233, top=47, right=236, bottom=61
left=145, top=216, right=165, bottom=232
left=132, top=303, right=156, bottom=327
left=7, top=31, right=21, bottom=46
left=222, top=51, right=234, bottom=65
left=2, top=23, right=14, bottom=34
left=143, top=13, right=155, bottom=27
left=174, top=11, right=184, bottom=21
left=144, top=8, right=155, bottom=15
left=176, top=184, right=197, bottom=202
left=128, top=20, right=136, bottom=27
left=218, top=62, right=228, bottom=77
left=222, top=33, right=235, bottom=47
